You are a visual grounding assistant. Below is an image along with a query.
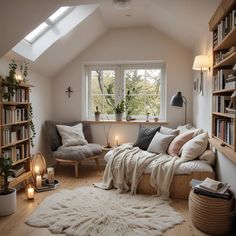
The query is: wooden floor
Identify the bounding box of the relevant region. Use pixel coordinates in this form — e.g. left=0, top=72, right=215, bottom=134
left=0, top=164, right=235, bottom=236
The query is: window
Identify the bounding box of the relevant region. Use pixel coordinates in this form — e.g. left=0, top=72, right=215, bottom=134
left=24, top=6, right=72, bottom=44
left=86, top=64, right=165, bottom=120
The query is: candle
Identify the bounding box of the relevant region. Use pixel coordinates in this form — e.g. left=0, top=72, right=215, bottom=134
left=27, top=186, right=34, bottom=200
left=36, top=175, right=42, bottom=188
left=47, top=167, right=55, bottom=184
left=35, top=166, right=40, bottom=175
left=115, top=136, right=119, bottom=147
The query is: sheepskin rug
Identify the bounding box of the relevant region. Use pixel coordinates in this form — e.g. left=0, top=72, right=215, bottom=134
left=26, top=187, right=184, bottom=236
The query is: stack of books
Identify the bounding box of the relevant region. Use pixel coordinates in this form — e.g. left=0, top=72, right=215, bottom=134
left=191, top=178, right=231, bottom=199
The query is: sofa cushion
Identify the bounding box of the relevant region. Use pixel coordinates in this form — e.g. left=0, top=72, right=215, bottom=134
left=56, top=123, right=88, bottom=147
left=53, top=143, right=102, bottom=161
left=133, top=126, right=160, bottom=150
left=44, top=120, right=92, bottom=151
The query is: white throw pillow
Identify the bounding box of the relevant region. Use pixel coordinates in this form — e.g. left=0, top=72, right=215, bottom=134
left=180, top=132, right=209, bottom=161
left=177, top=124, right=203, bottom=137
left=56, top=123, right=88, bottom=147
left=160, top=126, right=179, bottom=136
left=147, top=131, right=176, bottom=154
left=199, top=150, right=215, bottom=165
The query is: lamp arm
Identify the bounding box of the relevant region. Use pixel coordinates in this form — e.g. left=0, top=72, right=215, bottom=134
left=183, top=96, right=187, bottom=124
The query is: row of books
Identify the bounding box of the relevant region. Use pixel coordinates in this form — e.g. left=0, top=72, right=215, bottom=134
left=214, top=46, right=236, bottom=65
left=2, top=86, right=28, bottom=103
left=214, top=118, right=234, bottom=145
left=2, top=143, right=29, bottom=163
left=12, top=164, right=26, bottom=178
left=191, top=178, right=231, bottom=200
left=213, top=96, right=230, bottom=113
left=213, top=9, right=236, bottom=48
left=225, top=74, right=236, bottom=89
left=2, top=107, right=28, bottom=124
left=2, top=126, right=29, bottom=145
left=213, top=69, right=233, bottom=90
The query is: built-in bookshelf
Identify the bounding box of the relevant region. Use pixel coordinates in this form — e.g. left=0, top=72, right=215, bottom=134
left=0, top=78, right=32, bottom=187
left=209, top=0, right=236, bottom=162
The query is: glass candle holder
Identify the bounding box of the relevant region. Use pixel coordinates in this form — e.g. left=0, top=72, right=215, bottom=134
left=47, top=167, right=55, bottom=184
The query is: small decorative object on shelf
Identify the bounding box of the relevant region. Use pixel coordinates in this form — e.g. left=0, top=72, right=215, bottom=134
left=154, top=117, right=159, bottom=122
left=94, top=106, right=101, bottom=121
left=25, top=184, right=34, bottom=200
left=146, top=112, right=150, bottom=122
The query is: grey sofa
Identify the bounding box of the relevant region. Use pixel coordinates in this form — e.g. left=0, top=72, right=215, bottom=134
left=44, top=120, right=103, bottom=177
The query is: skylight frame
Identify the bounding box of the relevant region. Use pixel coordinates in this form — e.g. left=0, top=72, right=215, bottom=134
left=24, top=6, right=72, bottom=44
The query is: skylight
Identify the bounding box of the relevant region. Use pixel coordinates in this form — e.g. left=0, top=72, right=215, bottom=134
left=49, top=7, right=69, bottom=22
left=24, top=6, right=71, bottom=44
left=24, top=22, right=49, bottom=43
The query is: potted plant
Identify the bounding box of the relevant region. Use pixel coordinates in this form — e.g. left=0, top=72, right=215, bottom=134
left=113, top=100, right=125, bottom=121
left=94, top=106, right=101, bottom=121
left=0, top=157, right=16, bottom=216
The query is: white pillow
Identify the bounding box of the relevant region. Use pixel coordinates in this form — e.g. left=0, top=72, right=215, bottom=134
left=199, top=150, right=215, bottom=165
left=56, top=123, right=88, bottom=147
left=160, top=126, right=179, bottom=136
left=147, top=131, right=176, bottom=154
left=180, top=132, right=208, bottom=161
left=177, top=124, right=203, bottom=137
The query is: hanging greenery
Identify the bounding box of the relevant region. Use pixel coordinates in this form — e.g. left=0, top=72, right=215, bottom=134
left=2, top=60, right=19, bottom=100
left=29, top=103, right=36, bottom=147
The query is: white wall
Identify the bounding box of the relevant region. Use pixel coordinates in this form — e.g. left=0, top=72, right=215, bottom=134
left=0, top=57, right=53, bottom=165
left=193, top=29, right=236, bottom=195
left=52, top=27, right=193, bottom=144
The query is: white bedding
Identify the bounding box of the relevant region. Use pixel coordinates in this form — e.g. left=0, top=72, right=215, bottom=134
left=104, top=149, right=213, bottom=175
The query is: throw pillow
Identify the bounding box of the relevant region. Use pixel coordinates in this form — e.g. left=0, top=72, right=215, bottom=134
left=160, top=126, right=179, bottom=136
left=177, top=124, right=203, bottom=136
left=180, top=132, right=209, bottom=161
left=167, top=130, right=195, bottom=156
left=133, top=126, right=160, bottom=150
left=147, top=131, right=176, bottom=154
left=199, top=150, right=215, bottom=165
left=56, top=123, right=88, bottom=147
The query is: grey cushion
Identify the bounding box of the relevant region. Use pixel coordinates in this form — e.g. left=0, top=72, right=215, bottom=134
left=44, top=120, right=93, bottom=151
left=133, top=126, right=160, bottom=150
left=53, top=143, right=102, bottom=161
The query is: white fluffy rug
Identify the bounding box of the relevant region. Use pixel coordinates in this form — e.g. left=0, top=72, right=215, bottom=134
left=26, top=187, right=184, bottom=236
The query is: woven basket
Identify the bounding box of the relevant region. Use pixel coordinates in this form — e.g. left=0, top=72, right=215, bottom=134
left=189, top=190, right=235, bottom=235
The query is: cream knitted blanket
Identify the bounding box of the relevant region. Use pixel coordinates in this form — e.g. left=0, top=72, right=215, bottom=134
left=95, top=144, right=182, bottom=196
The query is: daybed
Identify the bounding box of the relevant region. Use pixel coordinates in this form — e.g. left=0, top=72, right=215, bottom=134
left=102, top=125, right=215, bottom=199
left=44, top=120, right=103, bottom=177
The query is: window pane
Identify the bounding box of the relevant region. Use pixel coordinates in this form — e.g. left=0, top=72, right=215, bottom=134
left=145, top=69, right=161, bottom=94
left=91, top=95, right=115, bottom=115
left=125, top=69, right=145, bottom=94
left=91, top=70, right=115, bottom=95
left=127, top=95, right=146, bottom=116
left=146, top=95, right=160, bottom=116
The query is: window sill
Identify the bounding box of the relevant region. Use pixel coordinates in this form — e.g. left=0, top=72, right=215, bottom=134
left=83, top=120, right=168, bottom=125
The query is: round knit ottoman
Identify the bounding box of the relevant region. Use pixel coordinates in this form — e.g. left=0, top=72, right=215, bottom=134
left=189, top=190, right=235, bottom=235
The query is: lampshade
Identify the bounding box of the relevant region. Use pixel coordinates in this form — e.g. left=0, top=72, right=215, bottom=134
left=170, top=92, right=184, bottom=107
left=192, top=55, right=210, bottom=71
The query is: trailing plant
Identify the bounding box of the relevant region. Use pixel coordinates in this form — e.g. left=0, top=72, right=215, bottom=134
left=29, top=103, right=36, bottom=147
left=2, top=60, right=19, bottom=101
left=0, top=157, right=14, bottom=195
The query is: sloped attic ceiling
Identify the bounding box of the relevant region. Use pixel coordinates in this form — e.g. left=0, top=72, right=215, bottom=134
left=1, top=0, right=220, bottom=78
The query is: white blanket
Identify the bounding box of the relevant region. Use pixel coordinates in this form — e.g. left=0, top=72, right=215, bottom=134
left=95, top=144, right=183, bottom=197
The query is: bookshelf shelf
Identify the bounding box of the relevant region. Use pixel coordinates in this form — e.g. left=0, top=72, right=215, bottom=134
left=213, top=27, right=236, bottom=51
left=213, top=52, right=236, bottom=68
left=1, top=77, right=32, bottom=189
left=212, top=112, right=236, bottom=119
left=0, top=120, right=29, bottom=127
left=12, top=157, right=30, bottom=166
left=1, top=138, right=30, bottom=149
left=209, top=0, right=236, bottom=161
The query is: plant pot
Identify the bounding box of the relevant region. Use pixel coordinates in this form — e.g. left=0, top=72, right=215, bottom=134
left=115, top=112, right=123, bottom=121
left=0, top=188, right=17, bottom=216
left=95, top=113, right=100, bottom=121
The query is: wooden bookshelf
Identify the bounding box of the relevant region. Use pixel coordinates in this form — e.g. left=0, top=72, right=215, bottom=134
left=209, top=0, right=236, bottom=160
left=0, top=79, right=32, bottom=188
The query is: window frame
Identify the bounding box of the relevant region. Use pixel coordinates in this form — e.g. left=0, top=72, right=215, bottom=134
left=85, top=63, right=166, bottom=120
